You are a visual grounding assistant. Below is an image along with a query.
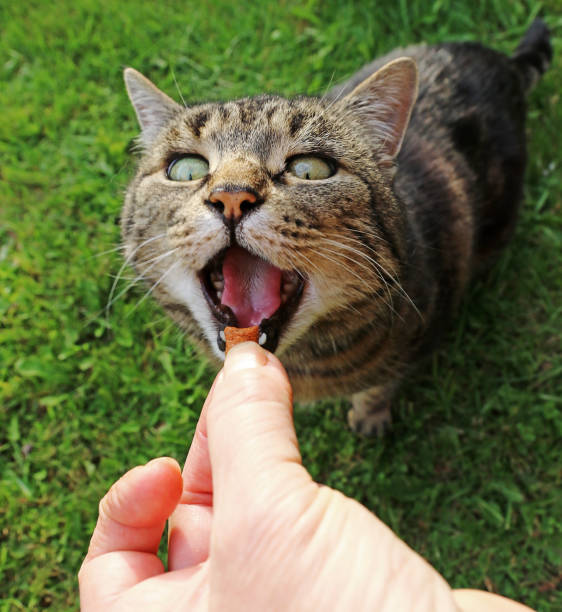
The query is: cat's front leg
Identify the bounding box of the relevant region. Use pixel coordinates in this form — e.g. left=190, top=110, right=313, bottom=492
left=348, top=382, right=398, bottom=436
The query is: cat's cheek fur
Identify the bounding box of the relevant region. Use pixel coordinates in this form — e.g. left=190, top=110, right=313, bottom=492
left=160, top=266, right=225, bottom=360
left=168, top=220, right=228, bottom=271
left=275, top=281, right=323, bottom=357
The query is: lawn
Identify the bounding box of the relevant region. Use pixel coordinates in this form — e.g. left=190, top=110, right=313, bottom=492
left=0, top=0, right=560, bottom=609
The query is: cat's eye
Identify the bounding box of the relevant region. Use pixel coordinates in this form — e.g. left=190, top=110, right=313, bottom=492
left=286, top=155, right=335, bottom=180
left=167, top=156, right=209, bottom=181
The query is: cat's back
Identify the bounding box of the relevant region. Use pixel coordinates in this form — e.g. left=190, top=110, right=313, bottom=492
left=396, top=40, right=533, bottom=287
left=326, top=24, right=550, bottom=344
left=397, top=41, right=530, bottom=276
left=333, top=25, right=550, bottom=269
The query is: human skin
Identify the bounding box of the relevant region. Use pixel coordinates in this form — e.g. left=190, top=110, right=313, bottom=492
left=79, top=343, right=534, bottom=611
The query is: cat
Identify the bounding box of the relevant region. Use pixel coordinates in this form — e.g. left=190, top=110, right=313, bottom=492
left=121, top=19, right=551, bottom=435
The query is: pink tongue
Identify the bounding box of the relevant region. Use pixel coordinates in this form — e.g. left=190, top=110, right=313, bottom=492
left=221, top=247, right=282, bottom=327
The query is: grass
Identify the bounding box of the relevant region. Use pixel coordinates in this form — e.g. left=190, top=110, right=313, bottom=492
left=0, top=0, right=560, bottom=609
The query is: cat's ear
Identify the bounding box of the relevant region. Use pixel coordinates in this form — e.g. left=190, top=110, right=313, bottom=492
left=124, top=67, right=182, bottom=147
left=343, top=57, right=418, bottom=166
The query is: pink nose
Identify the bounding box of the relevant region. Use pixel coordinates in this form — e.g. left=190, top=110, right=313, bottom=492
left=208, top=189, right=258, bottom=221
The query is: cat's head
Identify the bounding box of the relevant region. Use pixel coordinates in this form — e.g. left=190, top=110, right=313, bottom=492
left=122, top=59, right=417, bottom=362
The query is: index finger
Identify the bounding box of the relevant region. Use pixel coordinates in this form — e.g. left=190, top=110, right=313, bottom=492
left=207, top=342, right=308, bottom=515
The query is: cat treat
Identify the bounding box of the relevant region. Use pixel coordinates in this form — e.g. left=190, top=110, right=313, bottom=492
left=224, top=325, right=260, bottom=354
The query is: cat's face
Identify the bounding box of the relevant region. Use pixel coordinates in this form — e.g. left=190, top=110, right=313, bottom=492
left=122, top=61, right=417, bottom=363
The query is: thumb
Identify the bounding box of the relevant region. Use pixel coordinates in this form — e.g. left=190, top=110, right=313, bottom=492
left=79, top=458, right=183, bottom=608
left=207, top=342, right=311, bottom=514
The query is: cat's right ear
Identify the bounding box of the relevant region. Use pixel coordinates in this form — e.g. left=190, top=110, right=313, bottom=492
left=123, top=68, right=182, bottom=147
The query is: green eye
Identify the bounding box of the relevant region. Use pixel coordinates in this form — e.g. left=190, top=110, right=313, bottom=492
left=167, top=156, right=209, bottom=181
left=286, top=155, right=335, bottom=180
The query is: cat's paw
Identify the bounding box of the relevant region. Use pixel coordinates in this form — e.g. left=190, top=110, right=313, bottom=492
left=347, top=405, right=392, bottom=437
left=350, top=385, right=395, bottom=436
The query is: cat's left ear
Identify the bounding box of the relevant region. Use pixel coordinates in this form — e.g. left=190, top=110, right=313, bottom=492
left=124, top=67, right=182, bottom=147
left=343, top=57, right=418, bottom=166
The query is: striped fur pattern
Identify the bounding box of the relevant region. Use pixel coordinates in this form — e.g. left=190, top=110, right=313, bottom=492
left=122, top=21, right=551, bottom=434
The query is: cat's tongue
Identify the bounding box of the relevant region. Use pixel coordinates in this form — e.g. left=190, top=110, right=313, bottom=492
left=221, top=247, right=282, bottom=327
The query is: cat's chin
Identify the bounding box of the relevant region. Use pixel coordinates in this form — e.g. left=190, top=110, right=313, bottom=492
left=198, top=246, right=304, bottom=354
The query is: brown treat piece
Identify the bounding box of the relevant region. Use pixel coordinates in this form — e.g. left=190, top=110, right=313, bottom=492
left=224, top=325, right=260, bottom=354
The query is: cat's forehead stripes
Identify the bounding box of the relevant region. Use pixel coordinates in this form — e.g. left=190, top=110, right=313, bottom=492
left=182, top=96, right=325, bottom=142
left=171, top=95, right=336, bottom=168
left=185, top=109, right=210, bottom=138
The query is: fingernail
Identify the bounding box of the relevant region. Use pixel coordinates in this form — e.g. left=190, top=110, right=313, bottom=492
left=224, top=341, right=268, bottom=373
left=145, top=457, right=181, bottom=472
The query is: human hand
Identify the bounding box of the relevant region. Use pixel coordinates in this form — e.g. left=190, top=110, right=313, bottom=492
left=79, top=343, right=533, bottom=611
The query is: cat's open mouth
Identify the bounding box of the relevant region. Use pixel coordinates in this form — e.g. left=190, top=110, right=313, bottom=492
left=198, top=246, right=304, bottom=353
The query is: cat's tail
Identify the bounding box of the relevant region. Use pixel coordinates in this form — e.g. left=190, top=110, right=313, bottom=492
left=511, top=18, right=552, bottom=93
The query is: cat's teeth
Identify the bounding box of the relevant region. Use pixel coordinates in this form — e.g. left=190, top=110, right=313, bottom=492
left=219, top=330, right=226, bottom=342
left=212, top=278, right=224, bottom=294
left=210, top=270, right=223, bottom=289
left=258, top=332, right=267, bottom=346
left=280, top=279, right=298, bottom=304
left=216, top=290, right=222, bottom=300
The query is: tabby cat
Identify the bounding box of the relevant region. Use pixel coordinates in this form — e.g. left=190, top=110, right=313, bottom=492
left=122, top=20, right=551, bottom=435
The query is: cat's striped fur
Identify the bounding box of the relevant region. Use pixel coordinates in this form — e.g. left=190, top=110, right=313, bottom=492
left=122, top=20, right=551, bottom=434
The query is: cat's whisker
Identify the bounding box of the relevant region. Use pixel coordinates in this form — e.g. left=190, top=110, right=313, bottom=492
left=171, top=67, right=188, bottom=109
left=316, top=77, right=365, bottom=124
left=323, top=233, right=422, bottom=321
left=285, top=247, right=332, bottom=285
left=144, top=313, right=174, bottom=330
left=105, top=272, right=148, bottom=314
left=318, top=89, right=345, bottom=115
left=312, top=251, right=389, bottom=316
left=316, top=238, right=385, bottom=283
left=314, top=242, right=400, bottom=320
left=317, top=71, right=356, bottom=116
left=289, top=250, right=326, bottom=282
left=346, top=225, right=386, bottom=246
left=105, top=246, right=177, bottom=315
left=334, top=248, right=396, bottom=319
left=153, top=317, right=183, bottom=342
left=313, top=246, right=382, bottom=297
left=323, top=233, right=397, bottom=282
left=127, top=260, right=181, bottom=316
left=78, top=245, right=174, bottom=334
left=136, top=247, right=180, bottom=269
left=318, top=242, right=379, bottom=281
left=106, top=232, right=168, bottom=317
left=319, top=71, right=337, bottom=102
left=107, top=274, right=138, bottom=281
left=88, top=244, right=128, bottom=260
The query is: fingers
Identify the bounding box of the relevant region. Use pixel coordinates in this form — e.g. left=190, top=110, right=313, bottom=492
left=207, top=342, right=311, bottom=515
left=85, top=457, right=183, bottom=561
left=79, top=457, right=183, bottom=605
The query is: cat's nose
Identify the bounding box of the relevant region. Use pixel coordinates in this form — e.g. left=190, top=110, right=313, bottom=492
left=207, top=188, right=260, bottom=221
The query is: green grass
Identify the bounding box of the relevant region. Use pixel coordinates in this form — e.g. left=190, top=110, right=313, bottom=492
left=1, top=0, right=560, bottom=609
